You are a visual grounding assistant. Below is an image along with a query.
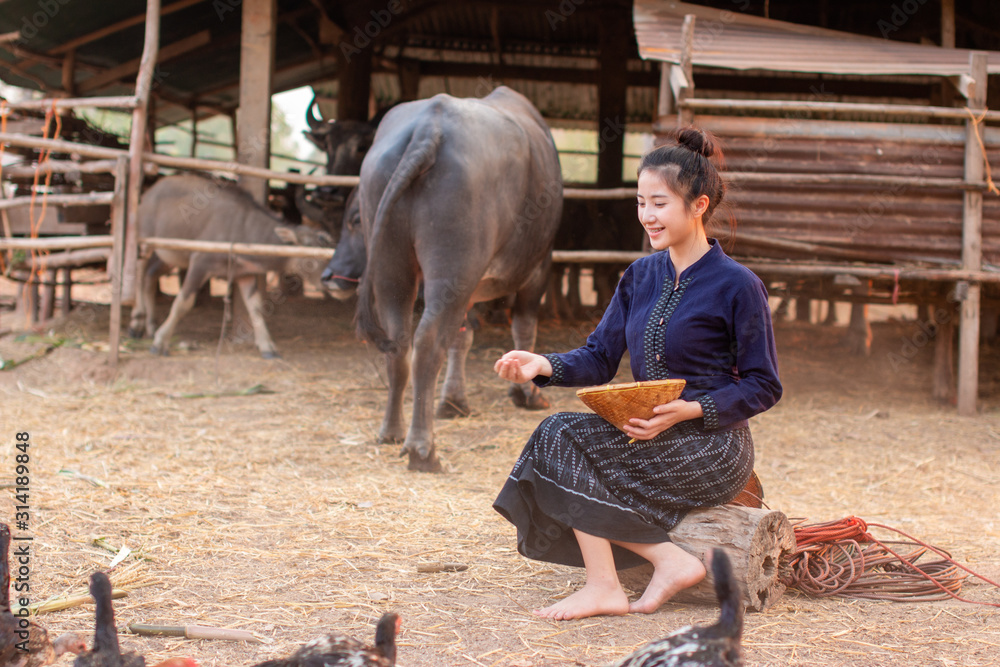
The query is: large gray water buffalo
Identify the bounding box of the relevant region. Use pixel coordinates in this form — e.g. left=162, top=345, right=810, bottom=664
left=322, top=86, right=563, bottom=472
left=128, top=174, right=333, bottom=358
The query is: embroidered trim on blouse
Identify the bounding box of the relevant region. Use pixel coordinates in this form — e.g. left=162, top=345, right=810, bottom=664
left=542, top=353, right=565, bottom=385
left=643, top=276, right=693, bottom=380
left=697, top=394, right=720, bottom=430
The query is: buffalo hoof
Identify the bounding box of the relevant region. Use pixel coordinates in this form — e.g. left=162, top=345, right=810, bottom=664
left=149, top=345, right=167, bottom=356
left=436, top=399, right=471, bottom=419
left=508, top=384, right=550, bottom=410
left=126, top=326, right=144, bottom=339
left=379, top=431, right=405, bottom=445
left=260, top=350, right=281, bottom=360
left=407, top=451, right=442, bottom=473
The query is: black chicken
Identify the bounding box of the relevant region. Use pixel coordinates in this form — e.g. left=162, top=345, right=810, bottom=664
left=252, top=613, right=400, bottom=667
left=2, top=524, right=86, bottom=667
left=72, top=573, right=144, bottom=667
left=610, top=548, right=744, bottom=667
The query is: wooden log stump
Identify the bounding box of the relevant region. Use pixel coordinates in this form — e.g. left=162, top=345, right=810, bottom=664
left=617, top=505, right=794, bottom=612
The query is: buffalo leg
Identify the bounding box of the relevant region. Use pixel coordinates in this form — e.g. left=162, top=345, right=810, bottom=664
left=377, top=282, right=417, bottom=447
left=128, top=254, right=168, bottom=339
left=437, top=319, right=473, bottom=419
left=150, top=259, right=211, bottom=355
left=405, top=280, right=468, bottom=472
left=508, top=265, right=550, bottom=411
left=235, top=273, right=280, bottom=359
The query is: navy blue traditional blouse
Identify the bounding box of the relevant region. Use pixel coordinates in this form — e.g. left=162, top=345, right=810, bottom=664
left=537, top=239, right=782, bottom=432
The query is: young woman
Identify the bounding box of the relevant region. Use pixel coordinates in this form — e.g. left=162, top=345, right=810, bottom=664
left=492, top=127, right=782, bottom=621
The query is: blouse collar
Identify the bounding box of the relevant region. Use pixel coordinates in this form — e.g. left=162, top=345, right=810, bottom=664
left=665, top=238, right=723, bottom=283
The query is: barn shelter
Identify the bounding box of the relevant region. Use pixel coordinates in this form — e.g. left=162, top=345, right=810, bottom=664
left=0, top=0, right=999, bottom=414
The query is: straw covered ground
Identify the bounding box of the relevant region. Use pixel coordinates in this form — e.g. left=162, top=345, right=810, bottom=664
left=1, top=285, right=999, bottom=667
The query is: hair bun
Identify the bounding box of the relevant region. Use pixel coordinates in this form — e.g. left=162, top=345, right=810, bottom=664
left=674, top=127, right=717, bottom=159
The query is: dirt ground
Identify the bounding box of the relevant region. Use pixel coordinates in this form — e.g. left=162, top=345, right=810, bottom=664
left=1, top=282, right=999, bottom=667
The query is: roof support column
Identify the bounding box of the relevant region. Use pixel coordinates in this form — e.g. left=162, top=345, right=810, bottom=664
left=597, top=6, right=630, bottom=188
left=337, top=25, right=373, bottom=122
left=236, top=0, right=276, bottom=204
left=957, top=52, right=987, bottom=415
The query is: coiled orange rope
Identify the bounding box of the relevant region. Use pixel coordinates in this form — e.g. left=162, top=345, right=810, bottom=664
left=782, top=516, right=1000, bottom=607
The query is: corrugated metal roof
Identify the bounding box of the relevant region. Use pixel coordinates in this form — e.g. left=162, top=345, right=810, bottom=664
left=634, top=0, right=1000, bottom=76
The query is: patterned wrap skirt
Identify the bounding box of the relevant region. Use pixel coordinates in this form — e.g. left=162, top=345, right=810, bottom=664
left=492, top=412, right=754, bottom=569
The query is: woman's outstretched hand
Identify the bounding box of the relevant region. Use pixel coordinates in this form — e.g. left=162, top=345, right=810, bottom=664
left=495, top=350, right=553, bottom=384
left=622, top=399, right=704, bottom=440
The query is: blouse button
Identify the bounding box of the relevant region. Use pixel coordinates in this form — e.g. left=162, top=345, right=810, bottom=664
left=656, top=354, right=661, bottom=361
left=659, top=317, right=664, bottom=325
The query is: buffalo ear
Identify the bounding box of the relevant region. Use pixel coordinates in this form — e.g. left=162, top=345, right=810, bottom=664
left=274, top=226, right=298, bottom=245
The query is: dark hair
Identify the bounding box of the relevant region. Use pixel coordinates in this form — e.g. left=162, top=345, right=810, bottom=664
left=637, top=126, right=727, bottom=227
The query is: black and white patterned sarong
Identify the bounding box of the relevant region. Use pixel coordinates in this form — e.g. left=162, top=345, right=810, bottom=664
left=492, top=413, right=754, bottom=569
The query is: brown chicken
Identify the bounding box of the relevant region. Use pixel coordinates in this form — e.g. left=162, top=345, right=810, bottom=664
left=252, top=613, right=400, bottom=667
left=610, top=548, right=744, bottom=667
left=1, top=524, right=86, bottom=667
left=72, top=573, right=144, bottom=667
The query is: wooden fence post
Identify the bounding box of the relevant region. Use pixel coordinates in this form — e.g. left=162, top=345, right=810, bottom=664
left=122, top=0, right=161, bottom=306
left=109, top=157, right=128, bottom=366
left=957, top=52, right=987, bottom=416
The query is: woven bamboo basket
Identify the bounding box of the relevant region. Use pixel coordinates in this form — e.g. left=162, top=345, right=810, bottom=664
left=575, top=378, right=686, bottom=431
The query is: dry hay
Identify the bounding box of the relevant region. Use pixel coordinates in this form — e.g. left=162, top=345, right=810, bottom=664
left=1, top=291, right=999, bottom=667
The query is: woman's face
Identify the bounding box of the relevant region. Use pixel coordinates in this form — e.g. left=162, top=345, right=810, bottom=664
left=636, top=171, right=707, bottom=251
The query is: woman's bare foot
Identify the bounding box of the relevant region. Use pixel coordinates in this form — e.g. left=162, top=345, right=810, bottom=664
left=628, top=544, right=707, bottom=614
left=533, top=581, right=630, bottom=621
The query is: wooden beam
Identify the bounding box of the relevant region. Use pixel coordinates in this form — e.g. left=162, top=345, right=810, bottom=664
left=77, top=30, right=211, bottom=94
left=141, top=237, right=335, bottom=260
left=957, top=52, right=987, bottom=416
left=48, top=0, right=203, bottom=55
left=237, top=0, right=276, bottom=204
left=941, top=0, right=956, bottom=49
left=123, top=0, right=161, bottom=306
left=0, top=193, right=114, bottom=211
left=677, top=14, right=696, bottom=127
left=0, top=96, right=137, bottom=111
left=657, top=62, right=674, bottom=118
left=61, top=49, right=76, bottom=96
left=0, top=236, right=113, bottom=250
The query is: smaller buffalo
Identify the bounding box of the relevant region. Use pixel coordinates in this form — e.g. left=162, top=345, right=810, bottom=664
left=128, top=174, right=333, bottom=358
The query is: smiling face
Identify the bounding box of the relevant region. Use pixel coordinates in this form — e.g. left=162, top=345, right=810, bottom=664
left=636, top=170, right=709, bottom=252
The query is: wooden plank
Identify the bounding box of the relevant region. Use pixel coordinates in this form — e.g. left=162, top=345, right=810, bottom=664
left=48, top=0, right=204, bottom=55
left=957, top=52, right=987, bottom=416
left=123, top=0, right=161, bottom=306
left=237, top=0, right=276, bottom=204
left=77, top=30, right=211, bottom=94
left=682, top=98, right=1000, bottom=123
